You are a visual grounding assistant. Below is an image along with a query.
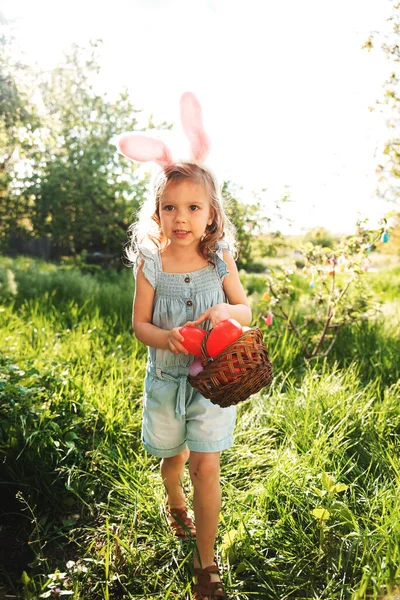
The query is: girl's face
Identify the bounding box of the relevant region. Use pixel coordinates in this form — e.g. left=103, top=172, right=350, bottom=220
left=158, top=179, right=213, bottom=250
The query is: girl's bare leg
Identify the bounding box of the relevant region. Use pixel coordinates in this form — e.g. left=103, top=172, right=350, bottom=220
left=189, top=451, right=222, bottom=593
left=161, top=447, right=190, bottom=508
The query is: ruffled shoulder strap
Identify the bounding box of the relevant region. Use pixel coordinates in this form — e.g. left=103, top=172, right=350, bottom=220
left=133, top=244, right=159, bottom=289
left=214, top=239, right=231, bottom=283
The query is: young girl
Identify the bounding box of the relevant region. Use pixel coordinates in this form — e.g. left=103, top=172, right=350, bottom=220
left=119, top=94, right=251, bottom=600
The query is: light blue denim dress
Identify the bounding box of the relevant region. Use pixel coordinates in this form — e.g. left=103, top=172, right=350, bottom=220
left=134, top=240, right=236, bottom=458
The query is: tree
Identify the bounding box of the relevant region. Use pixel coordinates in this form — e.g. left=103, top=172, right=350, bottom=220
left=222, top=182, right=286, bottom=269
left=13, top=41, right=151, bottom=257
left=0, top=26, right=39, bottom=248
left=304, top=227, right=340, bottom=249
left=259, top=221, right=387, bottom=359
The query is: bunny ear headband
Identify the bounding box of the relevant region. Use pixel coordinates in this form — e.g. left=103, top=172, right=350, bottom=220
left=117, top=92, right=210, bottom=168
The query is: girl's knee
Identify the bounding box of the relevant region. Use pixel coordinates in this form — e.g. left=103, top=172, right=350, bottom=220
left=189, top=452, right=220, bottom=483
left=162, top=447, right=190, bottom=468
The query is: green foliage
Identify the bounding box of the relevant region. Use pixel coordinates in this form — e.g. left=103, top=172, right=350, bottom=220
left=367, top=263, right=400, bottom=300
left=0, top=33, right=33, bottom=135
left=237, top=270, right=267, bottom=295
left=259, top=222, right=391, bottom=360
left=0, top=254, right=134, bottom=333
left=304, top=227, right=340, bottom=249
left=222, top=182, right=271, bottom=270
left=0, top=353, right=90, bottom=512
left=377, top=212, right=400, bottom=256
left=252, top=231, right=286, bottom=259
left=1, top=39, right=173, bottom=257
left=0, top=30, right=40, bottom=249
left=222, top=184, right=291, bottom=270
left=15, top=42, right=149, bottom=256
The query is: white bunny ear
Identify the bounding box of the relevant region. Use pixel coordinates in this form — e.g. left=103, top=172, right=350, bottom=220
left=117, top=133, right=174, bottom=168
left=180, top=92, right=210, bottom=162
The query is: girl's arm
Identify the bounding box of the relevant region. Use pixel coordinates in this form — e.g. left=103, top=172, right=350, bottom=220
left=133, top=262, right=189, bottom=355
left=185, top=251, right=252, bottom=328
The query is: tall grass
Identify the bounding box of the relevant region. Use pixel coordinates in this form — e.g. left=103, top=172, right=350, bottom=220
left=0, top=255, right=134, bottom=332
left=0, top=256, right=399, bottom=599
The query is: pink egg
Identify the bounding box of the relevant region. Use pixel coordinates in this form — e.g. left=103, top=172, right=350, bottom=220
left=265, top=313, right=274, bottom=326
left=189, top=358, right=204, bottom=377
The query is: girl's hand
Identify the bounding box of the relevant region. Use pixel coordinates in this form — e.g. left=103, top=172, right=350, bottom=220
left=184, top=303, right=231, bottom=328
left=167, top=327, right=189, bottom=355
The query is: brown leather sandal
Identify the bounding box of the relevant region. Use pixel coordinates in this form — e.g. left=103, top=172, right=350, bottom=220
left=165, top=506, right=196, bottom=538
left=193, top=563, right=227, bottom=599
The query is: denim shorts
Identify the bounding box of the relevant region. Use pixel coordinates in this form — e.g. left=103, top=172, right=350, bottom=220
left=141, top=365, right=236, bottom=458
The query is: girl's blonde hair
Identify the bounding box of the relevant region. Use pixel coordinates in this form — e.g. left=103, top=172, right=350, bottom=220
left=125, top=162, right=236, bottom=265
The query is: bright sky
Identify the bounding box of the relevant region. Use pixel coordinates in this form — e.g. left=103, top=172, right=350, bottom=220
left=2, top=0, right=394, bottom=234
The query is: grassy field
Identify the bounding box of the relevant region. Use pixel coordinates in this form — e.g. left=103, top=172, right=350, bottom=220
left=0, top=255, right=399, bottom=600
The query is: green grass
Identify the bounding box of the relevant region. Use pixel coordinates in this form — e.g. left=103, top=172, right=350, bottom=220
left=366, top=266, right=400, bottom=302
left=0, top=256, right=399, bottom=599
left=0, top=254, right=134, bottom=332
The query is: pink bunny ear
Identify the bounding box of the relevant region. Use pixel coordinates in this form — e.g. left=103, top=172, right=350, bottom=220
left=180, top=92, right=211, bottom=162
left=117, top=133, right=174, bottom=168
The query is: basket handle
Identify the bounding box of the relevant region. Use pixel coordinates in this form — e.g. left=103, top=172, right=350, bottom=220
left=199, top=331, right=212, bottom=366
left=199, top=326, right=253, bottom=366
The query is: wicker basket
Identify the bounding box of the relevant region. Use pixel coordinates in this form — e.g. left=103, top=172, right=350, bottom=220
left=188, top=327, right=273, bottom=408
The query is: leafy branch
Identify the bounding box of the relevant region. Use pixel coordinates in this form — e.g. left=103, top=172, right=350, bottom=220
left=259, top=221, right=389, bottom=360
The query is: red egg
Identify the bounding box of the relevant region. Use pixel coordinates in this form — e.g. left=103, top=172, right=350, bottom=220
left=205, top=318, right=243, bottom=359
left=180, top=326, right=207, bottom=358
